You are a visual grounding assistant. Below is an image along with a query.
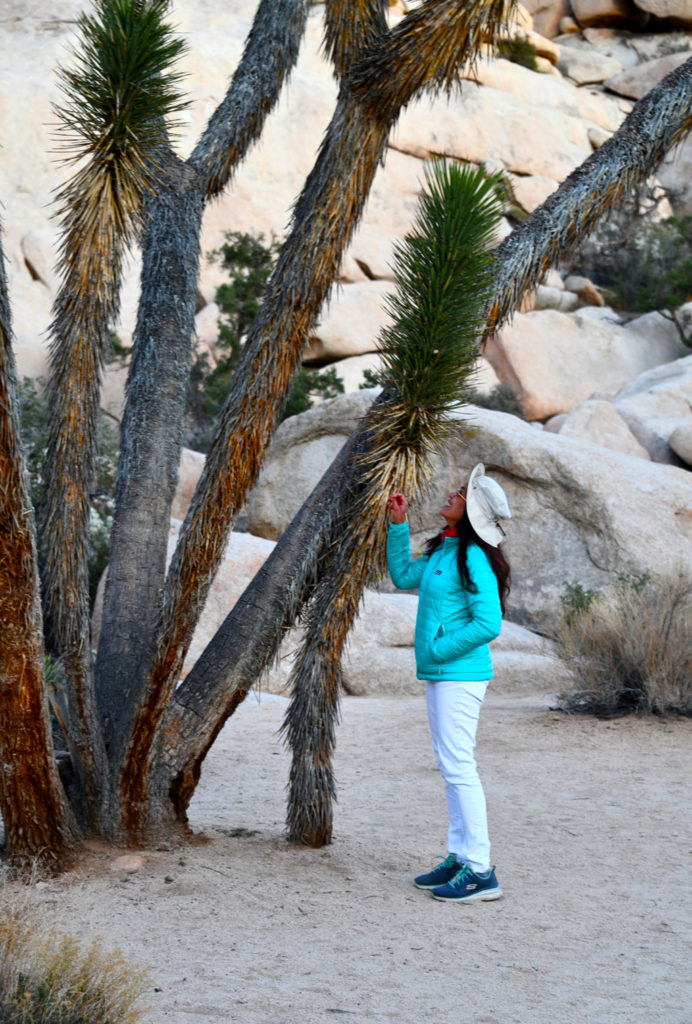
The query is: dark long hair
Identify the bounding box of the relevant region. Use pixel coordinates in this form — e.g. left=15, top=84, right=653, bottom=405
left=425, top=512, right=511, bottom=614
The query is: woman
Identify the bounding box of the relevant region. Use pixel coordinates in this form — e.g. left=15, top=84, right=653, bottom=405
left=387, top=463, right=511, bottom=903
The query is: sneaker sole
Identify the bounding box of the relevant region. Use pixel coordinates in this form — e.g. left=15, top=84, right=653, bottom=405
left=432, top=886, right=503, bottom=903
left=413, top=879, right=454, bottom=890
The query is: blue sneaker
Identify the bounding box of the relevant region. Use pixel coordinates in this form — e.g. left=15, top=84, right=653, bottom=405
left=413, top=853, right=463, bottom=890
left=431, top=864, right=502, bottom=902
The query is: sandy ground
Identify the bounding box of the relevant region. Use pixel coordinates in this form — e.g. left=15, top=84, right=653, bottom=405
left=6, top=689, right=691, bottom=1024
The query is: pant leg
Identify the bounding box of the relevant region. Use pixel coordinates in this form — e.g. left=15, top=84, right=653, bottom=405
left=425, top=679, right=490, bottom=873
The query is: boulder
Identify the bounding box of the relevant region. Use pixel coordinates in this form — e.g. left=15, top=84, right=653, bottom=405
left=100, top=363, right=128, bottom=422
left=581, top=28, right=645, bottom=69
left=246, top=390, right=374, bottom=539
left=542, top=268, right=566, bottom=290
left=521, top=0, right=572, bottom=38
left=484, top=308, right=686, bottom=420
left=7, top=274, right=54, bottom=337
left=13, top=331, right=51, bottom=381
left=532, top=286, right=579, bottom=312
left=669, top=421, right=692, bottom=465
left=262, top=591, right=569, bottom=697
left=656, top=133, right=692, bottom=216
left=20, top=229, right=59, bottom=293
left=195, top=303, right=222, bottom=364
left=631, top=0, right=692, bottom=25
left=327, top=353, right=383, bottom=394
left=605, top=50, right=691, bottom=99
left=570, top=0, right=649, bottom=28
left=563, top=275, right=605, bottom=306
left=473, top=356, right=502, bottom=396
left=557, top=45, right=624, bottom=83
left=346, top=227, right=399, bottom=282
left=170, top=525, right=277, bottom=678
left=469, top=55, right=627, bottom=132
left=243, top=393, right=692, bottom=626
left=304, top=280, right=395, bottom=363
left=559, top=15, right=583, bottom=33
left=394, top=82, right=593, bottom=182
left=171, top=448, right=206, bottom=521
left=544, top=398, right=651, bottom=459
left=612, top=354, right=692, bottom=463
left=511, top=173, right=560, bottom=212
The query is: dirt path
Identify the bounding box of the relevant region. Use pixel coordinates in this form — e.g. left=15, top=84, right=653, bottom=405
left=8, top=690, right=691, bottom=1024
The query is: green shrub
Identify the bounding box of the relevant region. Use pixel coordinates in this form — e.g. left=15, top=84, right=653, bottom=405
left=559, top=580, right=600, bottom=625
left=496, top=36, right=538, bottom=72
left=0, top=908, right=147, bottom=1024
left=553, top=575, right=692, bottom=717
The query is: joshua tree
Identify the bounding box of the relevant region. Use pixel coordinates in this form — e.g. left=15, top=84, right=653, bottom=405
left=0, top=0, right=690, bottom=869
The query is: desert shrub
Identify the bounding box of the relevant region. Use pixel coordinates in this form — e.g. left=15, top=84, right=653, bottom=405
left=17, top=378, right=118, bottom=608
left=469, top=382, right=525, bottom=418
left=573, top=188, right=692, bottom=345
left=553, top=575, right=692, bottom=717
left=0, top=907, right=147, bottom=1024
left=496, top=36, right=538, bottom=71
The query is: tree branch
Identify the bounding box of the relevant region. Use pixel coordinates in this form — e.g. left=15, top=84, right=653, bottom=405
left=488, top=57, right=692, bottom=330
left=349, top=0, right=514, bottom=119
left=188, top=0, right=308, bottom=199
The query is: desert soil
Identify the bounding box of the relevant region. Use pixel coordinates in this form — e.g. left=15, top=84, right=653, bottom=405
left=6, top=689, right=691, bottom=1024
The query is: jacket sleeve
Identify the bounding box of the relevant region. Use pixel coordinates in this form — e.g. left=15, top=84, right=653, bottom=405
left=387, top=522, right=428, bottom=591
left=430, top=545, right=502, bottom=663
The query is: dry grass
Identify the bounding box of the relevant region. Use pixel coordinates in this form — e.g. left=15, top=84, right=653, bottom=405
left=554, top=575, right=692, bottom=718
left=0, top=893, right=147, bottom=1024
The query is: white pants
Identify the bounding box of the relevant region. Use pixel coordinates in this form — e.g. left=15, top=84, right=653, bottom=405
left=425, top=679, right=490, bottom=874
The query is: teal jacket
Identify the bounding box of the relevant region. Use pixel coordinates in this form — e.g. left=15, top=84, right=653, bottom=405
left=387, top=522, right=502, bottom=681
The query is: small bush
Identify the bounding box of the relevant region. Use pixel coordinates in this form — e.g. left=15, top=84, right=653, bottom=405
left=0, top=906, right=147, bottom=1024
left=553, top=575, right=692, bottom=717
left=496, top=36, right=538, bottom=72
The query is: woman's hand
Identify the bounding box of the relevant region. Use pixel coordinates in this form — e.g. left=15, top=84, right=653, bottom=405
left=387, top=493, right=408, bottom=525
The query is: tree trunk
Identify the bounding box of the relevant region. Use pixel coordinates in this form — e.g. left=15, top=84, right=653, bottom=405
left=95, top=155, right=203, bottom=784
left=0, top=241, right=75, bottom=867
